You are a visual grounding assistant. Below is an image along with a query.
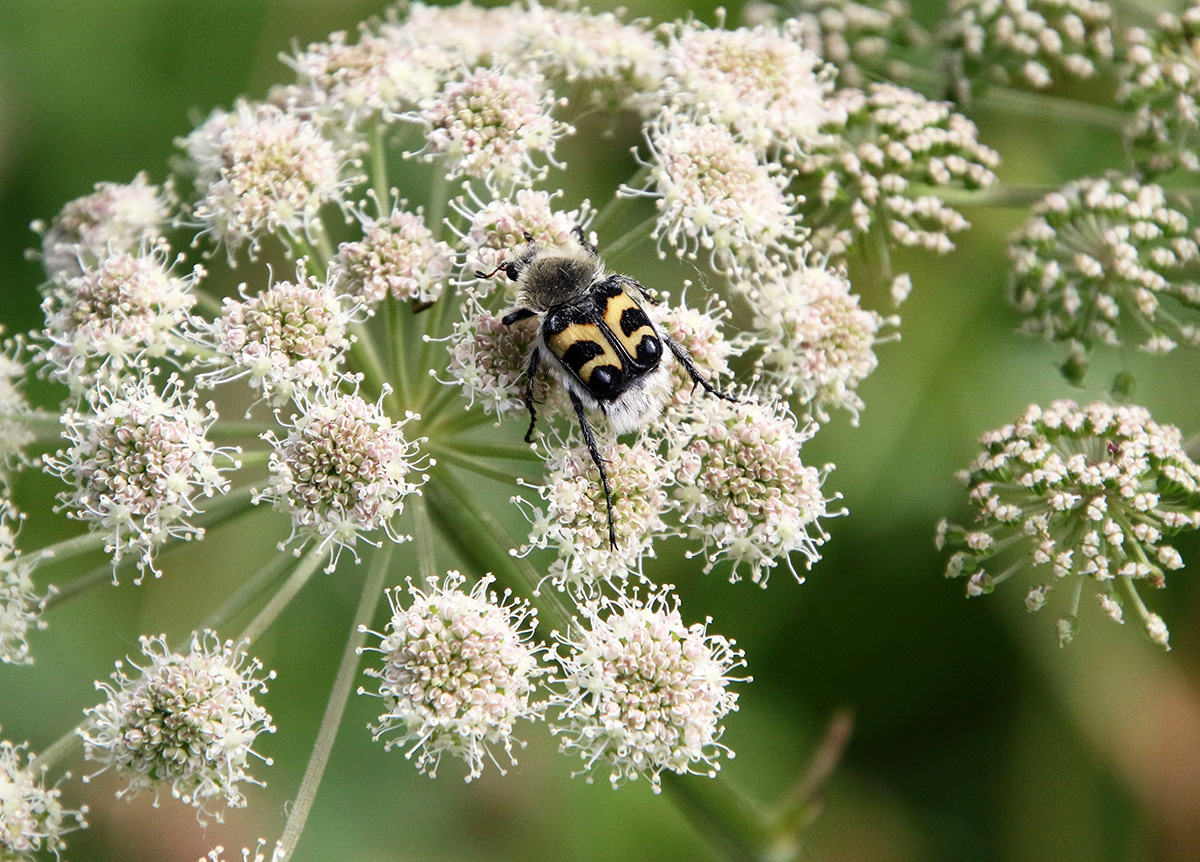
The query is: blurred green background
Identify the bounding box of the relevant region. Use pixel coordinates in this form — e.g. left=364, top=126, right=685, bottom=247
left=3, top=2, right=1200, bottom=861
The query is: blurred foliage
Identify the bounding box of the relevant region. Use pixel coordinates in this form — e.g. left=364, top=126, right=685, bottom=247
left=2, top=1, right=1200, bottom=861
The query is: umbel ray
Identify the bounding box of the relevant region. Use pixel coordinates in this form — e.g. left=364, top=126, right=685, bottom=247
left=477, top=228, right=736, bottom=549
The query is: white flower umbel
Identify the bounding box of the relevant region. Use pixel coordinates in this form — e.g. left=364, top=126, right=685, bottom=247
left=797, top=83, right=1000, bottom=259
left=332, top=205, right=453, bottom=308
left=200, top=266, right=357, bottom=405
left=42, top=375, right=239, bottom=583
left=517, top=4, right=666, bottom=113
left=360, top=571, right=545, bottom=781
left=661, top=19, right=830, bottom=156
left=749, top=258, right=896, bottom=424
left=516, top=440, right=674, bottom=593
left=1121, top=3, right=1200, bottom=175
left=30, top=172, right=172, bottom=280
left=408, top=67, right=571, bottom=191
left=939, top=400, right=1200, bottom=649
left=1009, top=175, right=1200, bottom=379
left=788, top=0, right=924, bottom=88
left=941, top=0, right=1114, bottom=98
left=654, top=297, right=735, bottom=410
left=0, top=738, right=87, bottom=860
left=675, top=397, right=838, bottom=586
left=548, top=586, right=746, bottom=792
left=0, top=337, right=33, bottom=478
left=0, top=500, right=47, bottom=666
left=452, top=187, right=594, bottom=297
left=36, top=243, right=201, bottom=390
left=627, top=113, right=801, bottom=276
left=179, top=100, right=359, bottom=257
left=80, top=632, right=275, bottom=820
left=260, top=386, right=429, bottom=570
left=390, top=1, right=527, bottom=71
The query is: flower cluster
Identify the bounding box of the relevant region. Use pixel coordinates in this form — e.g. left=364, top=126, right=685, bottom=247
left=0, top=501, right=45, bottom=666
left=748, top=257, right=896, bottom=424
left=42, top=375, right=238, bottom=581
left=1008, top=175, right=1200, bottom=379
left=261, top=388, right=428, bottom=568
left=333, top=206, right=453, bottom=308
left=939, top=400, right=1200, bottom=648
left=548, top=587, right=746, bottom=792
left=941, top=0, right=1114, bottom=98
left=30, top=172, right=172, bottom=280
left=179, top=100, right=359, bottom=256
left=777, top=0, right=925, bottom=88
left=1120, top=2, right=1200, bottom=176
left=0, top=338, right=33, bottom=477
left=80, top=632, right=275, bottom=819
left=36, top=244, right=201, bottom=389
left=0, top=738, right=87, bottom=860
left=519, top=441, right=675, bottom=591
left=200, top=270, right=357, bottom=404
left=361, top=572, right=545, bottom=781
left=796, top=83, right=1000, bottom=261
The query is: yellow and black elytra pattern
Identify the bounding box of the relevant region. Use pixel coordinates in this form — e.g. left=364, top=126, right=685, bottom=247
left=544, top=278, right=662, bottom=401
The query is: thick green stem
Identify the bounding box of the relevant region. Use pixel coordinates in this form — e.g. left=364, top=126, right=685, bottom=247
left=972, top=85, right=1128, bottom=131
left=237, top=547, right=328, bottom=645
left=26, top=530, right=109, bottom=568
left=276, top=543, right=392, bottom=862
left=424, top=465, right=572, bottom=633
left=661, top=772, right=774, bottom=862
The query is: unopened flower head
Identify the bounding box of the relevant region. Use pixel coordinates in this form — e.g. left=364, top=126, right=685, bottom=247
left=31, top=172, right=172, bottom=280
left=445, top=301, right=546, bottom=416
left=261, top=387, right=428, bottom=568
left=941, top=0, right=1114, bottom=98
left=453, top=188, right=594, bottom=296
left=333, top=206, right=452, bottom=307
left=411, top=67, right=571, bottom=190
left=628, top=114, right=801, bottom=274
left=42, top=375, right=238, bottom=582
left=0, top=338, right=33, bottom=478
left=661, top=20, right=830, bottom=155
left=1120, top=4, right=1200, bottom=175
left=80, top=632, right=275, bottom=819
left=1008, top=175, right=1200, bottom=378
left=37, top=244, right=201, bottom=389
left=202, top=268, right=357, bottom=404
left=361, top=571, right=545, bottom=781
left=939, top=400, right=1200, bottom=648
left=518, top=440, right=674, bottom=592
left=518, top=4, right=665, bottom=112
left=675, top=397, right=837, bottom=586
left=0, top=738, right=87, bottom=860
left=548, top=586, right=746, bottom=792
left=797, top=83, right=1000, bottom=258
left=750, top=258, right=895, bottom=424
left=0, top=500, right=46, bottom=666
left=787, top=0, right=925, bottom=88
left=179, top=100, right=358, bottom=257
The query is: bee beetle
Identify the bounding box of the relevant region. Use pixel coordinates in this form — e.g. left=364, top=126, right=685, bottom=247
left=476, top=228, right=734, bottom=549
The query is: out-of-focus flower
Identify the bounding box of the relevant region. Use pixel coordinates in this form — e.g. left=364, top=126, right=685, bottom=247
left=0, top=499, right=47, bottom=666
left=941, top=0, right=1114, bottom=99
left=0, top=737, right=88, bottom=860
left=1008, top=175, right=1200, bottom=380
left=784, top=0, right=925, bottom=87
left=939, top=400, right=1200, bottom=648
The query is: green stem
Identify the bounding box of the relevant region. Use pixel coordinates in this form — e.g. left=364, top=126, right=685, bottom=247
left=198, top=551, right=296, bottom=635
left=237, top=547, right=328, bottom=645
left=206, top=419, right=277, bottom=440
left=276, top=543, right=392, bottom=862
left=26, top=530, right=109, bottom=568
left=28, top=725, right=82, bottom=775
left=22, top=411, right=64, bottom=441
left=972, top=85, right=1128, bottom=131
left=440, top=438, right=541, bottom=461
left=348, top=321, right=397, bottom=411
left=429, top=446, right=539, bottom=485
left=424, top=466, right=572, bottom=633
left=390, top=296, right=414, bottom=409
left=661, top=772, right=774, bottom=862
left=370, top=122, right=392, bottom=219
left=600, top=213, right=658, bottom=263
left=594, top=165, right=651, bottom=234
left=928, top=184, right=1057, bottom=208
left=412, top=495, right=438, bottom=582
left=426, top=167, right=451, bottom=244
left=192, top=287, right=226, bottom=318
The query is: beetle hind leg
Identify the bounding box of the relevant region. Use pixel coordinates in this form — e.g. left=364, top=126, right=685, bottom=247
left=663, top=334, right=738, bottom=402
left=569, top=391, right=617, bottom=551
